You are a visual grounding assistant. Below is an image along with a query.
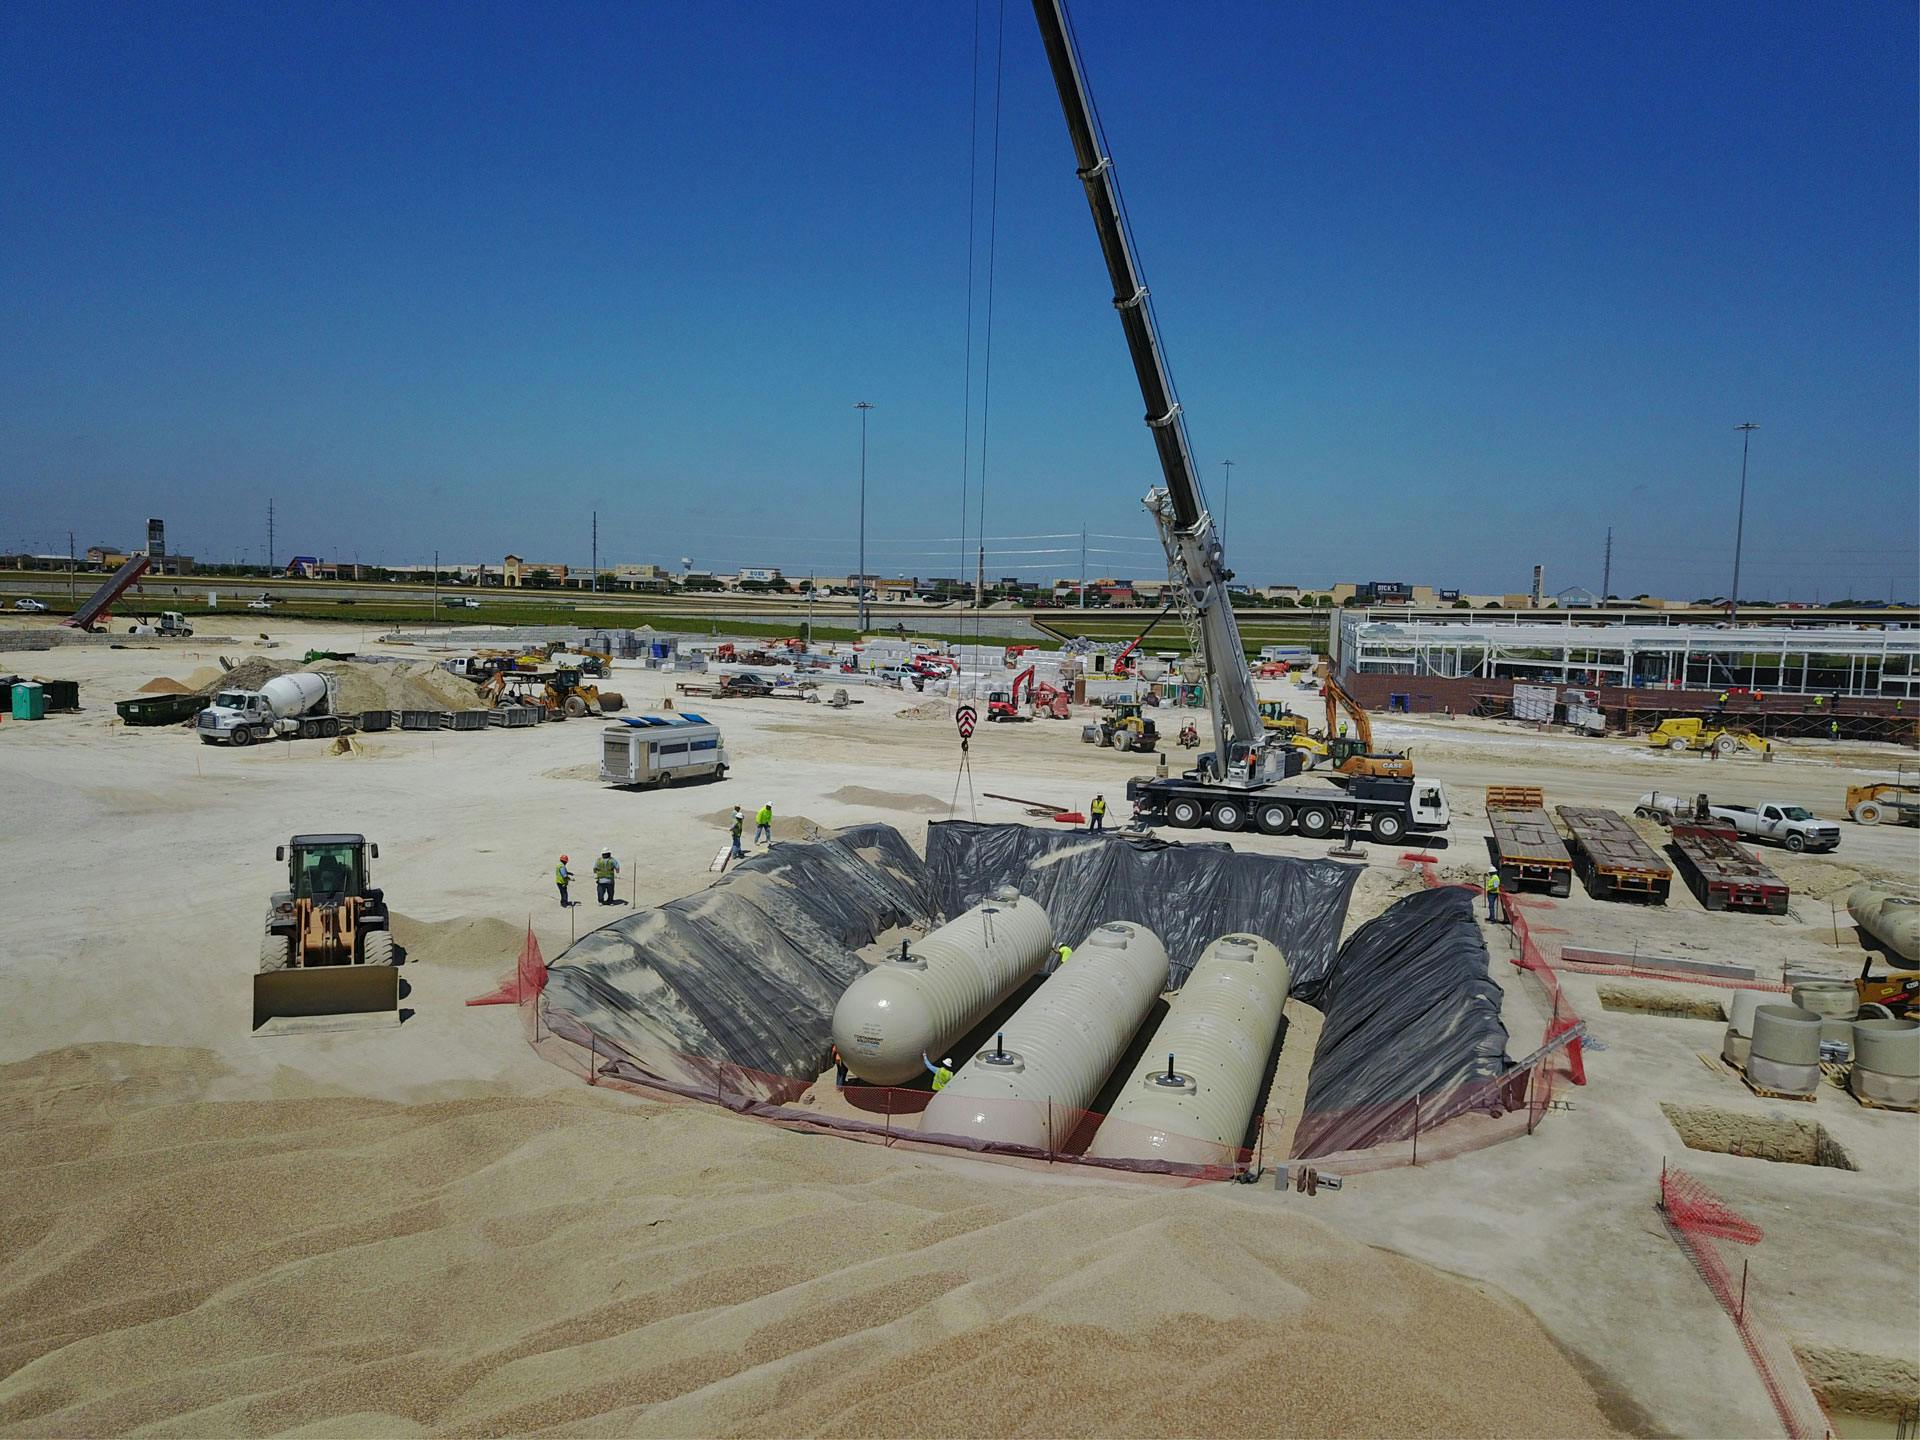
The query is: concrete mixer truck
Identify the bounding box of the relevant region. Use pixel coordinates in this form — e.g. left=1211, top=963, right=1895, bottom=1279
left=197, top=672, right=347, bottom=745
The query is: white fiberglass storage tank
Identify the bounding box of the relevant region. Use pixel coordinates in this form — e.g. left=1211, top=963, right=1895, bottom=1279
left=831, top=889, right=1053, bottom=1085
left=1087, top=933, right=1290, bottom=1167
left=920, top=921, right=1168, bottom=1150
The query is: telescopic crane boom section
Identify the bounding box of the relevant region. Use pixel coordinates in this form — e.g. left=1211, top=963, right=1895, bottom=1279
left=1031, top=0, right=1277, bottom=785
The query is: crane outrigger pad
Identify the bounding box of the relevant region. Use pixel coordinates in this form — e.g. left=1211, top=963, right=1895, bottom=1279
left=253, top=965, right=401, bottom=1036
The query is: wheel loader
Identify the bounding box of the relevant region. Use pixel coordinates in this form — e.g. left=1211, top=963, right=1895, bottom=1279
left=254, top=834, right=403, bottom=1034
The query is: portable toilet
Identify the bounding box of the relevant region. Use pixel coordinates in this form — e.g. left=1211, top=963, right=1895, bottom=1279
left=12, top=681, right=46, bottom=721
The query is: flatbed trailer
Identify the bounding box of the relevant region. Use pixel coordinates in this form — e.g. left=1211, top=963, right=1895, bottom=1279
left=1668, top=823, right=1788, bottom=915
left=1555, top=804, right=1672, bottom=903
left=1486, top=804, right=1573, bottom=896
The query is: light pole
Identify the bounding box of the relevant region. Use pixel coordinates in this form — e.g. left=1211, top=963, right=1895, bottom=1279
left=855, top=401, right=873, bottom=633
left=1219, top=459, right=1234, bottom=547
left=1730, top=423, right=1758, bottom=627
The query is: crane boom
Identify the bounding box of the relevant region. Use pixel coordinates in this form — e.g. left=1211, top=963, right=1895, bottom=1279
left=1031, top=0, right=1275, bottom=782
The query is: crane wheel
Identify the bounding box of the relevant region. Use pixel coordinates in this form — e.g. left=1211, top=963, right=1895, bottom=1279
left=1371, top=811, right=1407, bottom=843
left=1208, top=801, right=1245, bottom=831
left=362, top=931, right=396, bottom=967
left=259, top=934, right=292, bottom=973
left=1296, top=806, right=1333, bottom=838
left=1256, top=803, right=1293, bottom=835
left=1167, top=798, right=1203, bottom=829
left=1854, top=802, right=1883, bottom=825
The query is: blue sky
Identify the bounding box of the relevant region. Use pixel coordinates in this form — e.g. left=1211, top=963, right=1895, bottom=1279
left=3, top=0, right=1915, bottom=600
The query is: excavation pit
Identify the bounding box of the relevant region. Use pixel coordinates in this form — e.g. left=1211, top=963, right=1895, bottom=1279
left=1598, top=984, right=1726, bottom=1022
left=1659, top=1102, right=1856, bottom=1170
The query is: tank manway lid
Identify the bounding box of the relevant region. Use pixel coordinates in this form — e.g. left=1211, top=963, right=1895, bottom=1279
left=990, top=884, right=1022, bottom=904
left=977, top=1046, right=1026, bottom=1072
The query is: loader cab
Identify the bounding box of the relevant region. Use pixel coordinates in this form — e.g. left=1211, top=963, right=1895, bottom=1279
left=279, top=834, right=377, bottom=900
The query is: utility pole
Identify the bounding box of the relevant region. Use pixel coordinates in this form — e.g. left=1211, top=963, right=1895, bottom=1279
left=266, top=498, right=275, bottom=575
left=1601, top=527, right=1613, bottom=603
left=591, top=511, right=598, bottom=596
left=1730, top=423, right=1758, bottom=627
left=1219, top=459, right=1234, bottom=546
left=1080, top=526, right=1087, bottom=610
left=976, top=544, right=985, bottom=608
left=67, top=531, right=75, bottom=605
left=433, top=549, right=440, bottom=625
left=855, top=401, right=873, bottom=633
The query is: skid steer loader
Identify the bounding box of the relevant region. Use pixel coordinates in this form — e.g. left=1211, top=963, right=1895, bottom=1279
left=254, top=834, right=403, bottom=1034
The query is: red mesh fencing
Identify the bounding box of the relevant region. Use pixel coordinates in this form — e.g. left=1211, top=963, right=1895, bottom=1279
left=1658, top=1164, right=1833, bottom=1439
left=465, top=923, right=547, bottom=1007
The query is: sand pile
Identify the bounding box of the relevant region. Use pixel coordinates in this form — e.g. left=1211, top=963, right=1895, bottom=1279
left=193, top=657, right=487, bottom=712
left=0, top=1043, right=1628, bottom=1438
left=389, top=912, right=529, bottom=969
left=829, top=786, right=951, bottom=815
left=136, top=676, right=188, bottom=694
left=702, top=808, right=833, bottom=842
left=894, top=699, right=953, bottom=721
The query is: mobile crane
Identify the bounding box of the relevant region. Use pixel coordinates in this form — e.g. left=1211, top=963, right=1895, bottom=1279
left=1033, top=0, right=1448, bottom=843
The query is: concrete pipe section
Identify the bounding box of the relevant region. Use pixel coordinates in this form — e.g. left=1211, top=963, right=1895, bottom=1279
left=1747, top=1004, right=1823, bottom=1095
left=1850, top=1017, right=1920, bottom=1108
left=920, top=922, right=1169, bottom=1150
left=1722, top=988, right=1778, bottom=1068
left=1791, top=981, right=1860, bottom=1022
left=831, top=888, right=1054, bottom=1086
left=1086, top=934, right=1290, bottom=1167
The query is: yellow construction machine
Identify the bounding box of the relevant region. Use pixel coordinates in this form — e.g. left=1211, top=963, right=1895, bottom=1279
left=1845, top=768, right=1919, bottom=826
left=254, top=834, right=402, bottom=1034
left=481, top=666, right=623, bottom=717
left=1648, top=718, right=1771, bottom=757
left=1320, top=678, right=1414, bottom=779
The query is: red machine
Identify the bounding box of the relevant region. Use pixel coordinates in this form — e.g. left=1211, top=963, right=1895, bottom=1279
left=989, top=666, right=1070, bottom=720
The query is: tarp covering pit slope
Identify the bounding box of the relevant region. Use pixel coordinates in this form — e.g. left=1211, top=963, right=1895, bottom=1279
left=542, top=823, right=935, bottom=1083
left=925, top=821, right=1359, bottom=990
left=1293, top=885, right=1512, bottom=1158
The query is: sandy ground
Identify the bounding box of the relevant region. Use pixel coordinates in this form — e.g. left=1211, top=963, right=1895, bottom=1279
left=2, top=616, right=1916, bottom=1435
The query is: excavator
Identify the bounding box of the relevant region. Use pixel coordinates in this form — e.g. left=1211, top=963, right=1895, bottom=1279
left=254, top=834, right=401, bottom=1033
left=989, top=666, right=1071, bottom=720
left=1320, top=678, right=1414, bottom=779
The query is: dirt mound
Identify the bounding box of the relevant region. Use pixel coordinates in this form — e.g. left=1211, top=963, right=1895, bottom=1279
left=388, top=912, right=529, bottom=969
left=136, top=677, right=188, bottom=694
left=0, top=1042, right=1629, bottom=1438
left=828, top=786, right=951, bottom=814
left=895, top=699, right=953, bottom=721
left=193, top=657, right=487, bottom=713
left=701, top=808, right=835, bottom=842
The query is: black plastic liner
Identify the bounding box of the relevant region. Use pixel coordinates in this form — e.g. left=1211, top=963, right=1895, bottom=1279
left=925, top=821, right=1359, bottom=988
left=543, top=823, right=936, bottom=1082
left=1293, top=885, right=1513, bottom=1156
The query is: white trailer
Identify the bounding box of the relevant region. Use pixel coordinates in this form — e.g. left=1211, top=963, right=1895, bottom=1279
left=600, top=713, right=729, bottom=787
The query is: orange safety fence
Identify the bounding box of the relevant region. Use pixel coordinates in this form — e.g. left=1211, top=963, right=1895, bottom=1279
left=1658, top=1163, right=1833, bottom=1439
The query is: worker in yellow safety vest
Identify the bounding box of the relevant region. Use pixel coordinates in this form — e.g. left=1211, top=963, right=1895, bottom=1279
left=1483, top=868, right=1502, bottom=923
left=593, top=849, right=620, bottom=906
left=1088, top=794, right=1107, bottom=834
left=555, top=855, right=574, bottom=909
left=922, top=1053, right=954, bottom=1091
left=754, top=803, right=773, bottom=845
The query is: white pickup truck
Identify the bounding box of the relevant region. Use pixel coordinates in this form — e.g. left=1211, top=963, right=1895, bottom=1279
left=1635, top=792, right=1841, bottom=853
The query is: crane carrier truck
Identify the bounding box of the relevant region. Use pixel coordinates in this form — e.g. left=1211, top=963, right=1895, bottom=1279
left=1032, top=0, right=1449, bottom=844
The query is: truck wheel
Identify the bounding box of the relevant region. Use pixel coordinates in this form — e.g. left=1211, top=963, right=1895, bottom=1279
left=1634, top=806, right=1653, bottom=819
left=361, top=931, right=396, bottom=967
left=230, top=727, right=253, bottom=747
left=713, top=764, right=727, bottom=781
left=1168, top=798, right=1204, bottom=829
left=259, top=934, right=291, bottom=972
left=1256, top=802, right=1293, bottom=835
left=1784, top=833, right=1805, bottom=852
left=1296, top=806, right=1332, bottom=838
left=321, top=718, right=340, bottom=738
left=1371, top=810, right=1407, bottom=843
left=1667, top=738, right=1689, bottom=750
left=1714, top=734, right=1738, bottom=755
left=1209, top=800, right=1245, bottom=831
left=1854, top=802, right=1883, bottom=825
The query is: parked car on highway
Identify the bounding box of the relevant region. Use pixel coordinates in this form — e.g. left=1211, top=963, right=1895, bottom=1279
left=12, top=598, right=49, bottom=612
left=246, top=599, right=274, bottom=611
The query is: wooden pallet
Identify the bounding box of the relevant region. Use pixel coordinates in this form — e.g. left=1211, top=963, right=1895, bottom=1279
left=1850, top=1090, right=1919, bottom=1114
left=1742, top=1075, right=1818, bottom=1103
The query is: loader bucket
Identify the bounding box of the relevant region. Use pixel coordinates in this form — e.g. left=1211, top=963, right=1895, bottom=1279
left=253, top=965, right=402, bottom=1036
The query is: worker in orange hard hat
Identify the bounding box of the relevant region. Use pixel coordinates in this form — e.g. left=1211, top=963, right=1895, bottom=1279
left=555, top=854, right=575, bottom=908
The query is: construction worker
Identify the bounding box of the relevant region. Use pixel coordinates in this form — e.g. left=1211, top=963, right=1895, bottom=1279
left=729, top=806, right=745, bottom=859
left=1055, top=941, right=1073, bottom=970
left=1338, top=719, right=1349, bottom=737
left=1484, top=868, right=1502, bottom=923
left=1830, top=719, right=1840, bottom=743
left=1088, top=793, right=1107, bottom=834
left=593, top=849, right=620, bottom=905
left=755, top=802, right=773, bottom=846
left=833, top=1044, right=848, bottom=1089
left=555, top=854, right=574, bottom=908
left=922, top=1052, right=954, bottom=1091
